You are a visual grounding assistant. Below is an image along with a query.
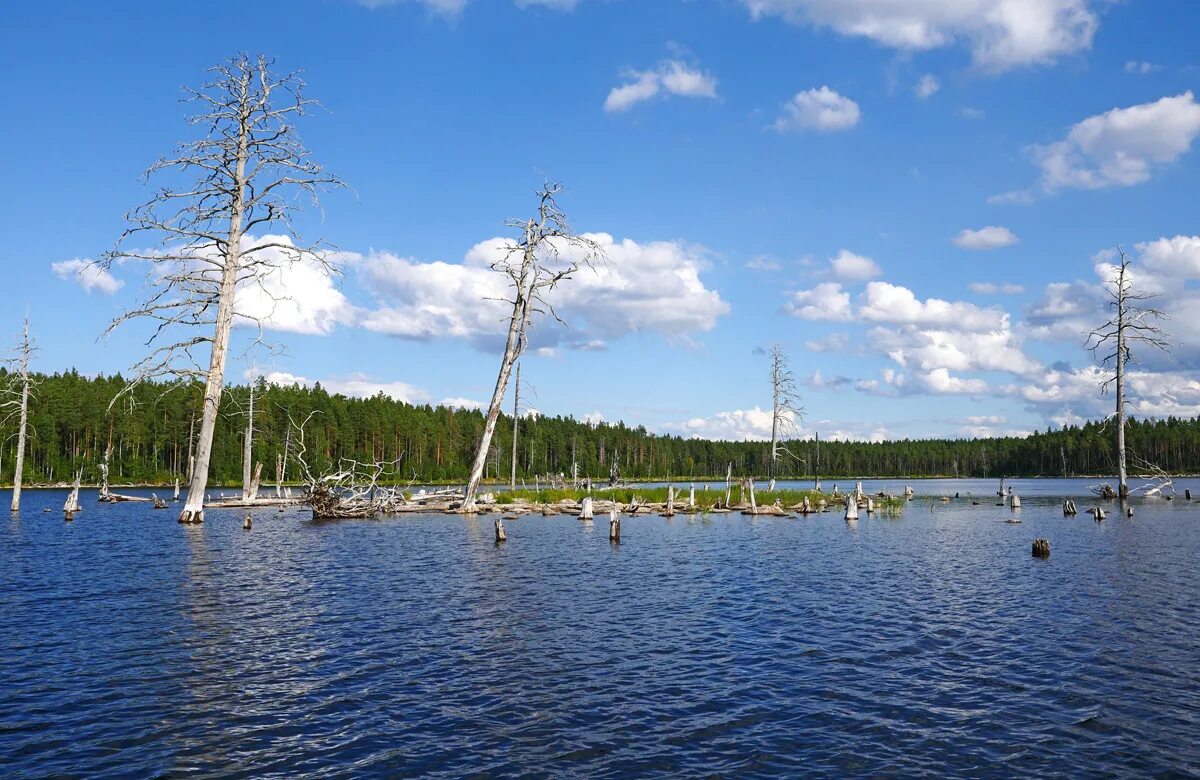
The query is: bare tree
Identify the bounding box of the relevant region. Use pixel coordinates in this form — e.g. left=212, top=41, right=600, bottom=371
left=3, top=316, right=36, bottom=512
left=510, top=359, right=522, bottom=489
left=462, top=182, right=603, bottom=510
left=1086, top=247, right=1168, bottom=498
left=99, top=54, right=345, bottom=524
left=767, top=344, right=804, bottom=491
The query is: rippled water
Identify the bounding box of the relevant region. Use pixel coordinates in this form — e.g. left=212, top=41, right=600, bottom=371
left=3, top=479, right=1200, bottom=778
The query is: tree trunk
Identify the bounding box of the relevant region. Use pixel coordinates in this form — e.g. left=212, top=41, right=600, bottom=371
left=9, top=318, right=31, bottom=512
left=463, top=272, right=532, bottom=510
left=242, top=384, right=255, bottom=501
left=510, top=361, right=520, bottom=490
left=1116, top=288, right=1128, bottom=498
left=179, top=128, right=247, bottom=524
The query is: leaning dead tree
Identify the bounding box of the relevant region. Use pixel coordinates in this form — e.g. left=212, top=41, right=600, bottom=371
left=461, top=182, right=604, bottom=511
left=3, top=316, right=36, bottom=512
left=98, top=54, right=345, bottom=524
left=767, top=344, right=804, bottom=491
left=1086, top=247, right=1168, bottom=499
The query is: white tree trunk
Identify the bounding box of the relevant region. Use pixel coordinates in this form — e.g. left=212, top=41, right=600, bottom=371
left=9, top=318, right=31, bottom=513
left=463, top=274, right=532, bottom=510
left=1116, top=290, right=1128, bottom=498
left=179, top=133, right=247, bottom=524
left=510, top=361, right=520, bottom=490
left=242, top=383, right=255, bottom=501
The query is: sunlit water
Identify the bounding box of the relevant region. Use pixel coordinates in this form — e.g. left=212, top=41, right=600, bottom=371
left=2, top=478, right=1199, bottom=778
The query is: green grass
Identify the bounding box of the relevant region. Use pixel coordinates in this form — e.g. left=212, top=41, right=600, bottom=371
left=493, top=486, right=905, bottom=512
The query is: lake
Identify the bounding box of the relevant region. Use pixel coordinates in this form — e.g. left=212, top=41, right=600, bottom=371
left=2, top=478, right=1199, bottom=778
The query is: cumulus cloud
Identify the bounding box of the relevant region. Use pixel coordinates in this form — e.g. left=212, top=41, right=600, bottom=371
left=741, top=0, right=1098, bottom=71
left=232, top=237, right=359, bottom=336
left=256, top=369, right=429, bottom=403
left=773, top=86, right=860, bottom=133
left=953, top=226, right=1019, bottom=250
left=604, top=59, right=718, bottom=113
left=915, top=74, right=941, bottom=99
left=860, top=282, right=1007, bottom=331
left=746, top=255, right=783, bottom=272
left=51, top=258, right=124, bottom=295
left=359, top=232, right=728, bottom=351
left=827, top=249, right=881, bottom=280
left=785, top=282, right=853, bottom=321
left=1030, top=92, right=1200, bottom=191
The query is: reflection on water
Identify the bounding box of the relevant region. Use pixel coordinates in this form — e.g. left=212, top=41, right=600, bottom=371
left=2, top=481, right=1199, bottom=777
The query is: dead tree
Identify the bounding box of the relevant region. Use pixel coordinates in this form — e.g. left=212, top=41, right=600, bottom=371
left=98, top=54, right=345, bottom=524
left=288, top=410, right=406, bottom=519
left=767, top=344, right=804, bottom=491
left=3, top=316, right=36, bottom=512
left=461, top=182, right=603, bottom=510
left=1086, top=248, right=1168, bottom=499
left=510, top=359, right=522, bottom=489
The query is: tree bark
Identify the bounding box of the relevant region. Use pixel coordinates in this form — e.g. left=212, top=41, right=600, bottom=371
left=9, top=317, right=31, bottom=513
left=242, top=383, right=255, bottom=501
left=510, top=361, right=520, bottom=490
left=179, top=125, right=247, bottom=524
left=1116, top=283, right=1128, bottom=499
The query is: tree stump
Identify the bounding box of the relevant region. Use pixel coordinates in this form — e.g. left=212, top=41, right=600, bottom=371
left=844, top=495, right=858, bottom=521
left=1186, top=489, right=1192, bottom=501
left=1032, top=538, right=1050, bottom=558
left=580, top=497, right=594, bottom=520
left=609, top=509, right=620, bottom=543
left=243, top=513, right=252, bottom=530
left=495, top=518, right=506, bottom=543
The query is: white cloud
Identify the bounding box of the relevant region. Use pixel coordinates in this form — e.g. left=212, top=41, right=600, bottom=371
left=915, top=74, right=941, bottom=99
left=1124, top=60, right=1160, bottom=75
left=969, top=282, right=1025, bottom=294
left=51, top=258, right=124, bottom=295
left=256, top=369, right=428, bottom=403
left=860, top=281, right=1007, bottom=331
left=785, top=282, right=853, bottom=321
left=360, top=232, right=729, bottom=351
left=676, top=406, right=781, bottom=441
left=1031, top=92, right=1200, bottom=191
left=233, top=236, right=358, bottom=336
left=355, top=0, right=468, bottom=15
left=988, top=188, right=1035, bottom=205
left=953, top=226, right=1019, bottom=250
left=960, top=106, right=986, bottom=120
left=582, top=411, right=604, bottom=425
left=804, top=332, right=850, bottom=352
left=741, top=0, right=1098, bottom=71
left=604, top=59, right=718, bottom=113
left=828, top=249, right=881, bottom=280
left=746, top=255, right=782, bottom=272
left=773, top=86, right=861, bottom=133
left=441, top=396, right=485, bottom=410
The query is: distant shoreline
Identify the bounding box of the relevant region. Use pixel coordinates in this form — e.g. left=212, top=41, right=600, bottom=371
left=5, top=473, right=1198, bottom=491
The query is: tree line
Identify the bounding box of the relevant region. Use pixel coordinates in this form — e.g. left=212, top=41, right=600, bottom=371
left=4, top=368, right=1199, bottom=486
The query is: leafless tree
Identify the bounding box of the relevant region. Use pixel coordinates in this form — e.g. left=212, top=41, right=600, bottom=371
left=462, top=182, right=603, bottom=510
left=767, top=344, right=804, bottom=491
left=3, top=316, right=36, bottom=511
left=99, top=54, right=345, bottom=524
left=1086, top=247, right=1169, bottom=498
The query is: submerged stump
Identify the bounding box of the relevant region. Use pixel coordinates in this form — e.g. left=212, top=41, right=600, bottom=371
left=495, top=518, right=506, bottom=543
left=1032, top=538, right=1050, bottom=558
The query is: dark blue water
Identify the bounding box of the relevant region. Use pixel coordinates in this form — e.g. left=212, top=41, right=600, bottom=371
left=3, top=479, right=1200, bottom=778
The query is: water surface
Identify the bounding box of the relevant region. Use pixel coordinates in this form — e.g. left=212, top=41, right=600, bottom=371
left=2, top=479, right=1199, bottom=777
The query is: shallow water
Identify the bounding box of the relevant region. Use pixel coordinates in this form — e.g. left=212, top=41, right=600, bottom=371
left=2, top=479, right=1199, bottom=778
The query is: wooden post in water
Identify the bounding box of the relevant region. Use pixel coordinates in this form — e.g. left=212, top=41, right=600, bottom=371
left=243, top=512, right=252, bottom=531
left=1032, top=538, right=1050, bottom=558
left=495, top=517, right=506, bottom=543
left=665, top=485, right=675, bottom=517
left=580, top=496, right=594, bottom=520
left=609, top=507, right=620, bottom=543
left=748, top=479, right=758, bottom=515
left=844, top=494, right=858, bottom=522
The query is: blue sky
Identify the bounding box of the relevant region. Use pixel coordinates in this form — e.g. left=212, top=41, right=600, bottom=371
left=3, top=0, right=1200, bottom=441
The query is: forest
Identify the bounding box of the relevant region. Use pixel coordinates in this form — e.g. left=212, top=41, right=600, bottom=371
left=4, top=368, right=1199, bottom=486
